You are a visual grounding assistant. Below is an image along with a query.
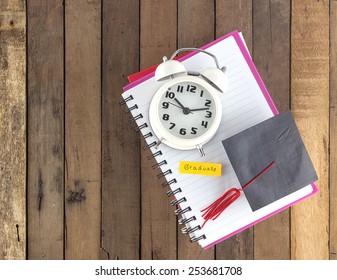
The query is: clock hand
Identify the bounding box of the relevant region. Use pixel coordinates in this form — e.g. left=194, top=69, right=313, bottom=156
left=168, top=102, right=182, bottom=109
left=168, top=101, right=194, bottom=114
left=173, top=98, right=193, bottom=115
left=173, top=98, right=186, bottom=109
left=189, top=107, right=210, bottom=112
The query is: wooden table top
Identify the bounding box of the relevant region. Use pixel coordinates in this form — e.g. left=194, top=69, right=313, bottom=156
left=0, top=0, right=334, bottom=260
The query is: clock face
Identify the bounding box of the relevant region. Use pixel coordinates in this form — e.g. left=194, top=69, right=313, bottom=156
left=157, top=80, right=216, bottom=139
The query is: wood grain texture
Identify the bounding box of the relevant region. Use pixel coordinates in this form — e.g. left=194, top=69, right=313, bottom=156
left=140, top=0, right=178, bottom=259
left=291, top=0, right=329, bottom=259
left=252, top=0, right=290, bottom=260
left=0, top=0, right=26, bottom=260
left=27, top=0, right=64, bottom=260
left=177, top=0, right=215, bottom=260
left=215, top=0, right=254, bottom=260
left=101, top=0, right=140, bottom=260
left=178, top=0, right=215, bottom=48
left=330, top=0, right=337, bottom=260
left=65, top=0, right=101, bottom=259
left=216, top=0, right=252, bottom=46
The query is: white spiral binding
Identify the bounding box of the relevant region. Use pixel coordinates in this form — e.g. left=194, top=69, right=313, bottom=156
left=121, top=94, right=206, bottom=243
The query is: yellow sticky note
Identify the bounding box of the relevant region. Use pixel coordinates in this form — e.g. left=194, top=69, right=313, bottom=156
left=179, top=161, right=222, bottom=177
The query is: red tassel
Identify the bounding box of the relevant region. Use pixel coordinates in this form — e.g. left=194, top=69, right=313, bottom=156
left=201, top=161, right=276, bottom=227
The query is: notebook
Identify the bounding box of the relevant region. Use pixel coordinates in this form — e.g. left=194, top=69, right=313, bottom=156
left=121, top=30, right=318, bottom=248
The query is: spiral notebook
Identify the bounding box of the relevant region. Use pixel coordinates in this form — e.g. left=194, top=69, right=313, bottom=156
left=121, top=31, right=318, bottom=248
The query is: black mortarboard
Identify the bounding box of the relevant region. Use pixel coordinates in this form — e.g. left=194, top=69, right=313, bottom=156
left=222, top=111, right=318, bottom=211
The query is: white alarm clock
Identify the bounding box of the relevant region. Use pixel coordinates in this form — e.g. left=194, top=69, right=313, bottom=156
left=149, top=48, right=229, bottom=156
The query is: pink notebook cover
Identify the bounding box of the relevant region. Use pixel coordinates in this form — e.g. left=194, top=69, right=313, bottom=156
left=123, top=30, right=319, bottom=248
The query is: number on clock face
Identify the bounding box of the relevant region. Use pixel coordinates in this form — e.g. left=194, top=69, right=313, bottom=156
left=158, top=81, right=216, bottom=139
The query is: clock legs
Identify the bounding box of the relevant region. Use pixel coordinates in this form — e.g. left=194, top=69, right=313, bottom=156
left=155, top=138, right=163, bottom=149
left=197, top=144, right=205, bottom=157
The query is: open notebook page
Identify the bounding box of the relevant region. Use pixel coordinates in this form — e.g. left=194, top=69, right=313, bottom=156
left=122, top=33, right=314, bottom=248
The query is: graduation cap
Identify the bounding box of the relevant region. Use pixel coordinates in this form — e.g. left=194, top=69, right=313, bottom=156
left=222, top=110, right=318, bottom=211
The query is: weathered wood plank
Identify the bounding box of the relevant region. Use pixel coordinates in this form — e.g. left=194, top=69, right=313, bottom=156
left=101, top=0, right=140, bottom=260
left=140, top=0, right=178, bottom=259
left=215, top=0, right=254, bottom=260
left=177, top=0, right=215, bottom=260
left=253, top=0, right=291, bottom=260
left=291, top=0, right=329, bottom=259
left=64, top=0, right=101, bottom=259
left=330, top=0, right=337, bottom=260
left=216, top=0, right=252, bottom=44
left=27, top=0, right=64, bottom=260
left=0, top=0, right=26, bottom=260
left=178, top=0, right=215, bottom=48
